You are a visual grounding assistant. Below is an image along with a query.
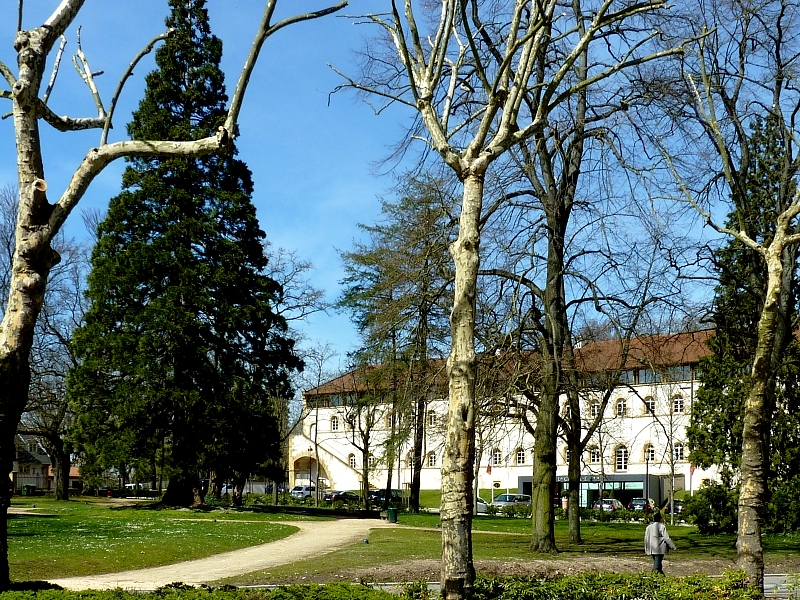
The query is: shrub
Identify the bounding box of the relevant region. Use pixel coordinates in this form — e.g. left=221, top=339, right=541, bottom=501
left=684, top=481, right=738, bottom=534
left=498, top=504, right=532, bottom=518
left=0, top=576, right=762, bottom=600
left=0, top=584, right=398, bottom=600
left=485, top=504, right=499, bottom=516
left=500, top=505, right=516, bottom=518
left=514, top=504, right=531, bottom=518
left=467, top=572, right=761, bottom=600
left=765, top=475, right=800, bottom=533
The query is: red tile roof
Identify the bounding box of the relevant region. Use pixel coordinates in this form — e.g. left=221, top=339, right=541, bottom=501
left=304, top=329, right=714, bottom=398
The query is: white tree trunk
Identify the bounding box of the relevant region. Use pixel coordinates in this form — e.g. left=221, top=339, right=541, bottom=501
left=440, top=173, right=483, bottom=600
left=736, top=238, right=784, bottom=592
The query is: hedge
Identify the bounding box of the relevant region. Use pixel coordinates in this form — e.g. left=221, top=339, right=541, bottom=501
left=0, top=573, right=762, bottom=600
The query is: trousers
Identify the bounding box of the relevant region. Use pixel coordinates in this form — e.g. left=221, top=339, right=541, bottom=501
left=652, top=554, right=664, bottom=574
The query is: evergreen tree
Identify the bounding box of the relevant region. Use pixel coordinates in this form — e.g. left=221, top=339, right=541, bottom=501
left=68, top=0, right=300, bottom=505
left=688, top=115, right=800, bottom=495
left=338, top=173, right=455, bottom=511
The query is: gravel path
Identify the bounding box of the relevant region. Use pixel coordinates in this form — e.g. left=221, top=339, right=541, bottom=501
left=48, top=518, right=395, bottom=591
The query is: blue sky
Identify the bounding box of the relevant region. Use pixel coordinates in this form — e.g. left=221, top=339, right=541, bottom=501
left=1, top=1, right=414, bottom=371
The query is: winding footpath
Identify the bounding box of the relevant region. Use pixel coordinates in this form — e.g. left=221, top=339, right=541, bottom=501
left=47, top=519, right=395, bottom=591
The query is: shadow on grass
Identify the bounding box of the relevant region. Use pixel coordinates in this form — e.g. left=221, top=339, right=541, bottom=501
left=9, top=580, right=63, bottom=591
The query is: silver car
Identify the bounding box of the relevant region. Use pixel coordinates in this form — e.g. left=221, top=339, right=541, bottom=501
left=490, top=493, right=532, bottom=509
left=290, top=485, right=316, bottom=500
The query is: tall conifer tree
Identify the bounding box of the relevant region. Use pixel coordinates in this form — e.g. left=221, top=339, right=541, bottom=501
left=68, top=0, right=300, bottom=505
left=688, top=115, right=800, bottom=491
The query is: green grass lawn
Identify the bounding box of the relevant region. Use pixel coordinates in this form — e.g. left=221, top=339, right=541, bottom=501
left=221, top=511, right=800, bottom=586
left=8, top=498, right=309, bottom=581
left=8, top=496, right=800, bottom=587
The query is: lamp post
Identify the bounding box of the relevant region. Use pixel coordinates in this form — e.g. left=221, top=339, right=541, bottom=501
left=645, top=448, right=650, bottom=504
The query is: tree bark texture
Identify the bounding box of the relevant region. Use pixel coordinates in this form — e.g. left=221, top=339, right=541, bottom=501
left=440, top=174, right=482, bottom=600
left=529, top=191, right=571, bottom=553
left=51, top=446, right=72, bottom=501
left=736, top=241, right=784, bottom=593
left=410, top=393, right=425, bottom=512
left=530, top=386, right=558, bottom=552
left=566, top=434, right=582, bottom=544
left=1, top=20, right=63, bottom=589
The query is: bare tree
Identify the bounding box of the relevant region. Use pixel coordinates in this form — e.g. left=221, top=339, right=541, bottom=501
left=334, top=365, right=386, bottom=509
left=0, top=187, right=89, bottom=501
left=0, top=0, right=346, bottom=588
left=336, top=3, right=685, bottom=594
left=298, top=343, right=339, bottom=506
left=639, top=1, right=800, bottom=591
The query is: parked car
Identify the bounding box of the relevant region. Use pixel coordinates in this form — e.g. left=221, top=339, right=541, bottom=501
left=290, top=485, right=316, bottom=500
left=490, top=493, right=532, bottom=509
left=368, top=488, right=403, bottom=506
left=592, top=498, right=624, bottom=511
left=476, top=496, right=489, bottom=514
left=324, top=490, right=360, bottom=504
left=662, top=499, right=685, bottom=514
left=627, top=497, right=655, bottom=511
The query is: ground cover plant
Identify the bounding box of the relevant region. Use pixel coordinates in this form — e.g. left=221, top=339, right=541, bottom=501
left=7, top=498, right=313, bottom=580
left=467, top=572, right=761, bottom=600
left=0, top=574, right=764, bottom=600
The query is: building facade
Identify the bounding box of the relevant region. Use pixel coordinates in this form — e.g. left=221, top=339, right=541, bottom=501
left=288, top=330, right=719, bottom=508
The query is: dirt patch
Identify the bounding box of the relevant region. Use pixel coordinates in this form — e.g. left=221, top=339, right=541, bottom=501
left=270, top=555, right=800, bottom=585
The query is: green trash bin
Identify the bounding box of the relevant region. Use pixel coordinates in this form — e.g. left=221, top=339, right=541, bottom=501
left=387, top=507, right=398, bottom=523
left=21, top=484, right=35, bottom=496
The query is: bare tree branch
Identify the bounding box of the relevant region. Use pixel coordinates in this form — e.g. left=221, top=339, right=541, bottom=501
left=101, top=30, right=172, bottom=145
left=38, top=101, right=105, bottom=131
left=224, top=0, right=348, bottom=133
left=0, top=62, right=13, bottom=88
left=42, top=35, right=66, bottom=105
left=71, top=26, right=105, bottom=119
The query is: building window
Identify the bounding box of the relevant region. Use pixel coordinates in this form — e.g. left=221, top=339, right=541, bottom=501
left=428, top=412, right=437, bottom=427
left=406, top=452, right=414, bottom=468
left=348, top=454, right=356, bottom=469
left=492, top=448, right=502, bottom=466
left=428, top=453, right=437, bottom=467
left=615, top=446, right=628, bottom=471
left=644, top=396, right=656, bottom=413
left=638, top=369, right=661, bottom=384
left=673, top=442, right=685, bottom=461
left=563, top=403, right=572, bottom=420
left=644, top=443, right=655, bottom=463
left=330, top=416, right=339, bottom=431
left=368, top=454, right=376, bottom=468
left=616, top=398, right=627, bottom=417
left=516, top=448, right=526, bottom=465
left=673, top=395, right=685, bottom=413
left=564, top=447, right=571, bottom=464
left=667, top=365, right=692, bottom=382
left=590, top=448, right=601, bottom=464
left=590, top=402, right=600, bottom=417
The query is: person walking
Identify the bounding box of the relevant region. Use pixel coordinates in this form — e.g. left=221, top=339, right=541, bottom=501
left=644, top=512, right=676, bottom=574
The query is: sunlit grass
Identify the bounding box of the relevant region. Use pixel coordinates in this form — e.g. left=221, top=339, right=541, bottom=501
left=8, top=496, right=799, bottom=587
left=8, top=498, right=305, bottom=581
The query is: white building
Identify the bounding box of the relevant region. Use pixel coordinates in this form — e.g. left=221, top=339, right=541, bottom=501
left=288, top=330, right=718, bottom=508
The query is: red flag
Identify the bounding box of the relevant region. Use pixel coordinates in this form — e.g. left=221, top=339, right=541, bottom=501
left=486, top=463, right=492, bottom=474
left=690, top=464, right=695, bottom=475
